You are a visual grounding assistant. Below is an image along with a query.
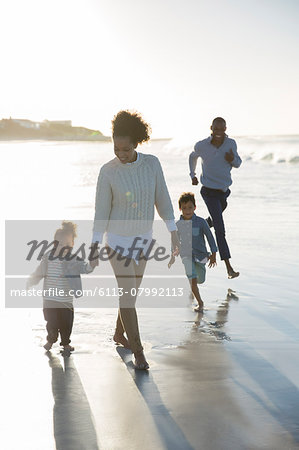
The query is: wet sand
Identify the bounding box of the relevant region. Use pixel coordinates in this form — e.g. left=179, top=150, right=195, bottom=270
left=1, top=286, right=299, bottom=450
left=1, top=140, right=299, bottom=448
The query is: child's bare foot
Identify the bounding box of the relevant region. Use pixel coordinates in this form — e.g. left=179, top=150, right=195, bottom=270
left=113, top=333, right=131, bottom=349
left=194, top=304, right=204, bottom=313
left=43, top=342, right=52, bottom=351
left=134, top=350, right=149, bottom=370
left=228, top=269, right=240, bottom=279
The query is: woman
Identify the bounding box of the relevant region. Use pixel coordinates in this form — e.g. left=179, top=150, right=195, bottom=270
left=92, top=110, right=179, bottom=369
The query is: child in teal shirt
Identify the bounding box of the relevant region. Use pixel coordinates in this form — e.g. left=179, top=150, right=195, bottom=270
left=169, top=192, right=217, bottom=312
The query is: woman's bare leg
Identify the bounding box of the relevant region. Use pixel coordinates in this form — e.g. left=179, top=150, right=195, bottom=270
left=132, top=253, right=149, bottom=369
left=113, top=312, right=131, bottom=348
left=107, top=246, right=148, bottom=367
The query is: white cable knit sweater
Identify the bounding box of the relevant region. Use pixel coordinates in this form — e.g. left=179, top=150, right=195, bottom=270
left=93, top=152, right=176, bottom=237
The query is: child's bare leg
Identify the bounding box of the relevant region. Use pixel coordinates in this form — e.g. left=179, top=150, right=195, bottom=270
left=189, top=290, right=195, bottom=300
left=189, top=278, right=204, bottom=311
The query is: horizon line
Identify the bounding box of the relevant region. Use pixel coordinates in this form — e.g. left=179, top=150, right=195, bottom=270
left=1, top=117, right=298, bottom=140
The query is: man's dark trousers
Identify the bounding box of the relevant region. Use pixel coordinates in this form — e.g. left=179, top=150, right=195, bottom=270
left=200, top=186, right=231, bottom=260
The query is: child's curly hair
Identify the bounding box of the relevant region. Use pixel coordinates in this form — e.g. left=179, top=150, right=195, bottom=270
left=54, top=221, right=77, bottom=241
left=178, top=192, right=196, bottom=209
left=112, top=110, right=151, bottom=145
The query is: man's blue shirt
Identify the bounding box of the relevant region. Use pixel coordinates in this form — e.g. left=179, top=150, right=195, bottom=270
left=189, top=135, right=242, bottom=192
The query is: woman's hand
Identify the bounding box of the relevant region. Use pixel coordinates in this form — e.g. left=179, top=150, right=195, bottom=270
left=168, top=230, right=180, bottom=268
left=171, top=230, right=180, bottom=256
left=89, top=242, right=100, bottom=268
left=168, top=254, right=176, bottom=269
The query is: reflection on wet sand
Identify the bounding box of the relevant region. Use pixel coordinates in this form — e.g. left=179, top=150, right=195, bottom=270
left=230, top=345, right=299, bottom=444
left=184, top=289, right=299, bottom=446
left=188, top=289, right=239, bottom=343
left=150, top=295, right=258, bottom=450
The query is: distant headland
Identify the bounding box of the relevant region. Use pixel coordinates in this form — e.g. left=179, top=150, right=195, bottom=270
left=0, top=118, right=110, bottom=141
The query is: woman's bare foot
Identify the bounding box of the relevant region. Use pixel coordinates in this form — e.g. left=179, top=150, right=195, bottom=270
left=113, top=333, right=131, bottom=349
left=43, top=342, right=52, bottom=351
left=134, top=350, right=149, bottom=370
left=194, top=305, right=204, bottom=313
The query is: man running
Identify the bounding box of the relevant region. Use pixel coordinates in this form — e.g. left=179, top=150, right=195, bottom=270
left=189, top=117, right=242, bottom=279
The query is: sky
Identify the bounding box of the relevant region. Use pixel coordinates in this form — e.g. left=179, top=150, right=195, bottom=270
left=1, top=0, right=299, bottom=138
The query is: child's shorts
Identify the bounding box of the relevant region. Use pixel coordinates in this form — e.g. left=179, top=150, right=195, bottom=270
left=181, top=257, right=206, bottom=284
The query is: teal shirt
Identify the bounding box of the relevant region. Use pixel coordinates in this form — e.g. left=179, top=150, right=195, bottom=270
left=176, top=214, right=218, bottom=260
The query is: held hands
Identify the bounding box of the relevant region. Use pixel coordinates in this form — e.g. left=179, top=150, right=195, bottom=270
left=168, top=254, right=176, bottom=269
left=169, top=230, right=180, bottom=269
left=90, top=258, right=99, bottom=269
left=168, top=246, right=179, bottom=269
left=171, top=230, right=180, bottom=255
left=208, top=252, right=217, bottom=268
left=192, top=176, right=199, bottom=185
left=225, top=149, right=234, bottom=163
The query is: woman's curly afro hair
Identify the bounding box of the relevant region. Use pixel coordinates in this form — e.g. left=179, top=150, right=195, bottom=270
left=112, top=110, right=151, bottom=145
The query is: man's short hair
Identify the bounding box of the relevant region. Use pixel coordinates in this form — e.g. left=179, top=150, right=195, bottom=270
left=212, top=117, right=226, bottom=126
left=178, top=192, right=196, bottom=208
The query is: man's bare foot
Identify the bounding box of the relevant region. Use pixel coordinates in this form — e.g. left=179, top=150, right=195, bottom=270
left=194, top=305, right=204, bottom=313
left=113, top=333, right=131, bottom=349
left=134, top=350, right=149, bottom=370
left=228, top=269, right=240, bottom=279
left=43, top=342, right=52, bottom=351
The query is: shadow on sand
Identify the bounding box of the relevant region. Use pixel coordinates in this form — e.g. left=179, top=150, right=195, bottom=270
left=116, top=347, right=194, bottom=450
left=230, top=341, right=299, bottom=443
left=46, top=352, right=100, bottom=450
